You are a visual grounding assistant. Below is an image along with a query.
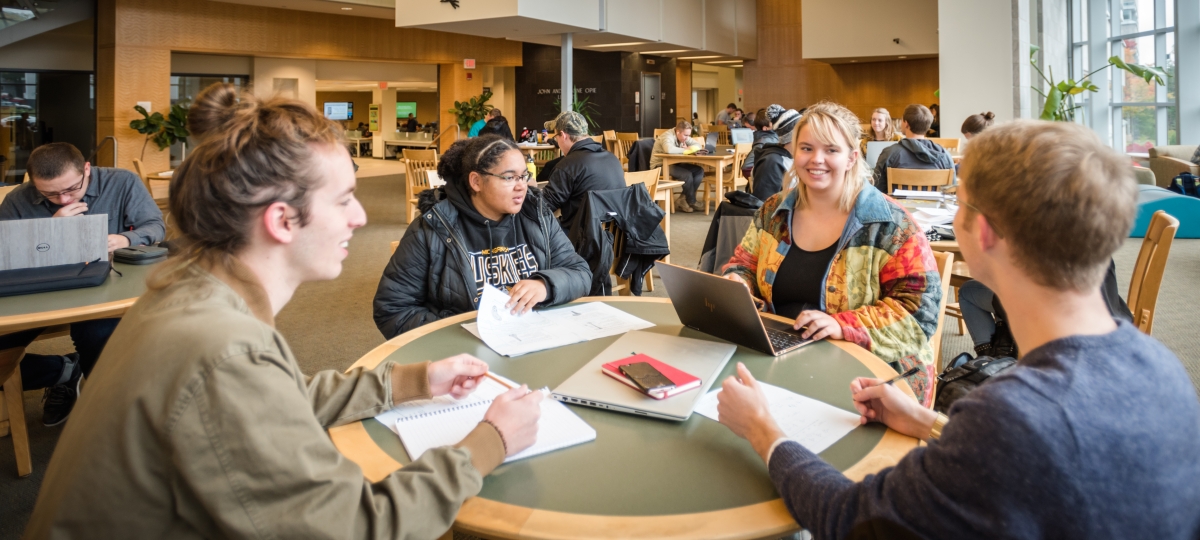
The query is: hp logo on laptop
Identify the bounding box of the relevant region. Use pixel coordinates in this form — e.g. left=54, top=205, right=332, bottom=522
left=704, top=298, right=715, bottom=312
left=36, top=243, right=50, bottom=252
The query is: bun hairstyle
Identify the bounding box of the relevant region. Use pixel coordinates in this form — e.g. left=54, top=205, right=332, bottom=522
left=961, top=111, right=996, bottom=136
left=437, top=134, right=521, bottom=189
left=154, top=82, right=344, bottom=285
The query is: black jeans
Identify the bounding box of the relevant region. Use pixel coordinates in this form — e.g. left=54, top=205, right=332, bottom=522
left=670, top=163, right=705, bottom=204
left=0, top=318, right=120, bottom=390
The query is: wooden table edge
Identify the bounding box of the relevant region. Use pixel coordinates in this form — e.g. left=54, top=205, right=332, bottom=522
left=0, top=298, right=138, bottom=334
left=331, top=297, right=917, bottom=540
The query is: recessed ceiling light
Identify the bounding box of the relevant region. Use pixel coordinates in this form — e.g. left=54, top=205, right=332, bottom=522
left=641, top=50, right=689, bottom=54
left=851, top=60, right=858, bottom=63
left=899, top=55, right=907, bottom=59
left=679, top=55, right=721, bottom=60
left=732, top=65, right=743, bottom=68
left=588, top=42, right=651, bottom=48
left=341, top=6, right=352, bottom=9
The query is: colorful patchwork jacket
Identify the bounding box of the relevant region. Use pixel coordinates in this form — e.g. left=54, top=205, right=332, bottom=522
left=722, top=185, right=942, bottom=406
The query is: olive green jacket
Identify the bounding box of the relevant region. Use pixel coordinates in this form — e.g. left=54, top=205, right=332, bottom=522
left=26, top=260, right=505, bottom=539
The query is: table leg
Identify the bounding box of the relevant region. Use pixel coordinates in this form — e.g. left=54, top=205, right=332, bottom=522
left=657, top=197, right=671, bottom=264
left=2, top=363, right=31, bottom=477
left=711, top=163, right=724, bottom=216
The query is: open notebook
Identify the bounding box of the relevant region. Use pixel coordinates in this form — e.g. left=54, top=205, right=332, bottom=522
left=381, top=375, right=596, bottom=464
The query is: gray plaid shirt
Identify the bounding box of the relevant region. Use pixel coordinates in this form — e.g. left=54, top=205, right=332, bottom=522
left=0, top=167, right=165, bottom=247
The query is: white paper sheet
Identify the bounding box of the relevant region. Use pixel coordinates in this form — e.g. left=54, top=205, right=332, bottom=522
left=426, top=169, right=445, bottom=188
left=893, top=189, right=944, bottom=200
left=694, top=382, right=862, bottom=455
left=912, top=207, right=956, bottom=232
left=472, top=284, right=654, bottom=356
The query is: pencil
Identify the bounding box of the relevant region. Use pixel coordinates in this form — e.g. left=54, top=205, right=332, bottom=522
left=883, top=366, right=921, bottom=386
left=484, top=371, right=515, bottom=390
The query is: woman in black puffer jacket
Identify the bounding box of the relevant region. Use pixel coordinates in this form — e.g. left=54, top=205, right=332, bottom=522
left=373, top=135, right=591, bottom=338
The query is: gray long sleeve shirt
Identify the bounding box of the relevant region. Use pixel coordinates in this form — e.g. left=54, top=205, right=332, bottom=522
left=769, top=322, right=1200, bottom=539
left=0, top=166, right=165, bottom=246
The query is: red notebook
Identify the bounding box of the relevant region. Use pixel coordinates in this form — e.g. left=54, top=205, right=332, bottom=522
left=601, top=354, right=701, bottom=400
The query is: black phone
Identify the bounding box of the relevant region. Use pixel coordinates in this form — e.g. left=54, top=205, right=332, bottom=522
left=619, top=362, right=676, bottom=393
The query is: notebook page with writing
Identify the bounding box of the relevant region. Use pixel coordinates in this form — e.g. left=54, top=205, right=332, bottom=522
left=391, top=377, right=596, bottom=463
left=694, top=382, right=861, bottom=454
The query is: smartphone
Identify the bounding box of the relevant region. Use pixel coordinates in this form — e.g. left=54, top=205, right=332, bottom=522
left=619, top=362, right=676, bottom=394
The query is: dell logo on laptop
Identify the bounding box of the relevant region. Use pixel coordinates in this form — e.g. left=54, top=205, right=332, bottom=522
left=36, top=243, right=50, bottom=252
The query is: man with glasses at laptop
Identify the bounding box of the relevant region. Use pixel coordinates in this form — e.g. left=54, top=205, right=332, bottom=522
left=0, top=142, right=164, bottom=426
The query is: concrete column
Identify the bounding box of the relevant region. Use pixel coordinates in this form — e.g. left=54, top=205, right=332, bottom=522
left=371, top=86, right=397, bottom=158
left=96, top=0, right=171, bottom=172
left=1085, top=0, right=1110, bottom=145
left=939, top=0, right=1020, bottom=140
left=438, top=63, right=484, bottom=153
left=1179, top=0, right=1200, bottom=145
left=561, top=32, right=573, bottom=113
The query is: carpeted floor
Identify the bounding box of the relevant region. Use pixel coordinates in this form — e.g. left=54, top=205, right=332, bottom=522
left=2, top=165, right=1198, bottom=537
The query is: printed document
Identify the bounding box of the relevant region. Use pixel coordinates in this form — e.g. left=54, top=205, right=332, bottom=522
left=469, top=284, right=654, bottom=356
left=695, top=382, right=861, bottom=454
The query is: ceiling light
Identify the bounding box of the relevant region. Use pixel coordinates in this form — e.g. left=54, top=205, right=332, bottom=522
left=641, top=49, right=689, bottom=54
left=732, top=65, right=743, bottom=68
left=709, top=60, right=741, bottom=64
left=341, top=6, right=352, bottom=9
left=851, top=60, right=858, bottom=63
left=899, top=55, right=907, bottom=59
left=679, top=55, right=721, bottom=60
left=587, top=42, right=650, bottom=48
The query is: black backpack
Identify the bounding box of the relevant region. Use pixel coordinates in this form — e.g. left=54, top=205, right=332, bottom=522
left=1168, top=172, right=1199, bottom=198
left=934, top=353, right=1017, bottom=414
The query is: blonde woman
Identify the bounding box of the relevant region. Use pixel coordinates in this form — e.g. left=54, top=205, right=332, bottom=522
left=858, top=107, right=903, bottom=156
left=723, top=102, right=942, bottom=406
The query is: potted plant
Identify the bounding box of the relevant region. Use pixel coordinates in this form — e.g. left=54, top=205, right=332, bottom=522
left=447, top=91, right=494, bottom=133
left=1030, top=45, right=1166, bottom=122
left=130, top=103, right=190, bottom=161
left=552, top=87, right=601, bottom=134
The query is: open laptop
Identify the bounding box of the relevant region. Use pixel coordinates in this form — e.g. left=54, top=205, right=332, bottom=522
left=655, top=262, right=813, bottom=356
left=0, top=214, right=108, bottom=271
left=551, top=330, right=735, bottom=421
left=703, top=132, right=719, bottom=154
left=865, top=140, right=899, bottom=169
left=729, top=127, right=755, bottom=145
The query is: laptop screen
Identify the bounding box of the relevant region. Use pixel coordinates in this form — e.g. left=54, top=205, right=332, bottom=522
left=730, top=128, right=754, bottom=145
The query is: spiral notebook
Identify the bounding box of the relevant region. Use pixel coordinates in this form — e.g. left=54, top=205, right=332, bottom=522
left=387, top=375, right=596, bottom=464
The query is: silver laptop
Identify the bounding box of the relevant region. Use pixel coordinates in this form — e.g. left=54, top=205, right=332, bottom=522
left=865, top=140, right=899, bottom=169
left=655, top=262, right=813, bottom=356
left=730, top=128, right=755, bottom=145
left=552, top=330, right=735, bottom=421
left=0, top=214, right=108, bottom=271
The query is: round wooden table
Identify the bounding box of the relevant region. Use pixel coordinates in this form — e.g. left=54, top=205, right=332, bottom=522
left=0, top=262, right=160, bottom=334
left=330, top=297, right=918, bottom=540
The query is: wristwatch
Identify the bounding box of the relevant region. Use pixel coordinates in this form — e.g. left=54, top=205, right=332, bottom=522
left=928, top=413, right=950, bottom=441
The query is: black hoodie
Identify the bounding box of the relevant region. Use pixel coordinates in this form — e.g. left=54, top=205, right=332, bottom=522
left=543, top=137, right=626, bottom=233
left=871, top=138, right=954, bottom=193
left=373, top=178, right=592, bottom=338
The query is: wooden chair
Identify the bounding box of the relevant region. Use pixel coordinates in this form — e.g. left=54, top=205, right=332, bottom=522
left=401, top=157, right=438, bottom=222
left=615, top=132, right=640, bottom=170
left=927, top=138, right=960, bottom=151
left=602, top=130, right=617, bottom=153
left=588, top=135, right=603, bottom=144
left=532, top=148, right=559, bottom=169
left=402, top=148, right=437, bottom=162
left=0, top=184, right=17, bottom=205
left=1127, top=210, right=1179, bottom=334
left=710, top=124, right=731, bottom=145
left=653, top=128, right=669, bottom=138
left=942, top=260, right=972, bottom=335
left=623, top=168, right=663, bottom=292
left=390, top=240, right=400, bottom=255
left=929, top=251, right=956, bottom=376
left=1, top=325, right=70, bottom=477
left=699, top=143, right=751, bottom=213
left=131, top=158, right=153, bottom=194
left=886, top=168, right=954, bottom=194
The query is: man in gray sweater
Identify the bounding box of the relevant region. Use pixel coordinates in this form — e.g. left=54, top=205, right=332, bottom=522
left=716, top=120, right=1200, bottom=539
left=872, top=104, right=954, bottom=194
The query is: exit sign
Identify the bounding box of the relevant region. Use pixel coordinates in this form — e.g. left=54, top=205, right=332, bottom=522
left=464, top=59, right=476, bottom=69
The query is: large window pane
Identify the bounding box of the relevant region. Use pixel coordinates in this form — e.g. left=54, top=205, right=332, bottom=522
left=1164, top=0, right=1173, bottom=27
left=1072, top=0, right=1089, bottom=41
left=1115, top=0, right=1155, bottom=35
left=1113, top=35, right=1159, bottom=101
left=168, top=75, right=248, bottom=167
left=1119, top=105, right=1157, bottom=151
left=1166, top=105, right=1178, bottom=144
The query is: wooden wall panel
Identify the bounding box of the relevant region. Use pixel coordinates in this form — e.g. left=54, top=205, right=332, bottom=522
left=438, top=63, right=484, bottom=152
left=676, top=61, right=693, bottom=124
left=744, top=0, right=939, bottom=124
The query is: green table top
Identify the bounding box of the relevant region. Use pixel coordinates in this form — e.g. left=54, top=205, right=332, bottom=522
left=363, top=301, right=886, bottom=517
left=0, top=262, right=158, bottom=327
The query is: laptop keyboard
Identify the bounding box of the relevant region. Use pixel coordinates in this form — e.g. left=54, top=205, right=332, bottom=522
left=766, top=327, right=810, bottom=351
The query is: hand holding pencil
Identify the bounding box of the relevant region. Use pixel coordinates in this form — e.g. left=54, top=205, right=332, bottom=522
left=848, top=367, right=940, bottom=440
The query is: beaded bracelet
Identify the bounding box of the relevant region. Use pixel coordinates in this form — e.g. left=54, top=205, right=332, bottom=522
left=481, top=419, right=507, bottom=454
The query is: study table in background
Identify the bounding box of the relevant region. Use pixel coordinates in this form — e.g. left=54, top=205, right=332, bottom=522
left=346, top=137, right=371, bottom=158
left=329, top=297, right=917, bottom=540
left=653, top=153, right=736, bottom=216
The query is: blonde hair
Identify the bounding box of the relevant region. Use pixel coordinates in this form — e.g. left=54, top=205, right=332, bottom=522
left=960, top=120, right=1137, bottom=291
left=869, top=108, right=896, bottom=140
left=792, top=101, right=865, bottom=212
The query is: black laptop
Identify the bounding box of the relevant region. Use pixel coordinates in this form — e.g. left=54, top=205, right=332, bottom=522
left=655, top=262, right=813, bottom=356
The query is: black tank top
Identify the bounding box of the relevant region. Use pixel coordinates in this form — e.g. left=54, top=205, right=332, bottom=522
left=772, top=240, right=839, bottom=319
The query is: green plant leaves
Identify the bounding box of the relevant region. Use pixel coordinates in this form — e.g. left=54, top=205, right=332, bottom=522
left=1109, top=55, right=1166, bottom=85
left=1040, top=86, right=1063, bottom=121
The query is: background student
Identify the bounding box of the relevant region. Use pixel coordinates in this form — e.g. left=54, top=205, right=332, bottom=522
left=649, top=121, right=706, bottom=213
left=724, top=102, right=942, bottom=405
left=858, top=107, right=903, bottom=157
left=0, top=142, right=165, bottom=426
left=749, top=108, right=799, bottom=202
left=716, top=120, right=1200, bottom=540
left=375, top=135, right=591, bottom=338
left=540, top=111, right=625, bottom=233
left=26, top=83, right=544, bottom=539
left=871, top=104, right=954, bottom=193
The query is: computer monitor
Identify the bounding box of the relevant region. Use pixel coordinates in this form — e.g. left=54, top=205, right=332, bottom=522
left=730, top=128, right=754, bottom=145
left=396, top=102, right=417, bottom=118
left=323, top=102, right=353, bottom=121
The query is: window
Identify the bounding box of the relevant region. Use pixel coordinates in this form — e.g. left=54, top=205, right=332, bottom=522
left=168, top=74, right=249, bottom=167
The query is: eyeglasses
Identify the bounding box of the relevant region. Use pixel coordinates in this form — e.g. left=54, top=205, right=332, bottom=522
left=479, top=171, right=532, bottom=185
left=37, top=172, right=86, bottom=199
left=957, top=199, right=1005, bottom=238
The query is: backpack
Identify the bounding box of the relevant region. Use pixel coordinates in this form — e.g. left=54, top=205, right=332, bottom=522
left=1167, top=172, right=1199, bottom=198
left=934, top=353, right=1017, bottom=414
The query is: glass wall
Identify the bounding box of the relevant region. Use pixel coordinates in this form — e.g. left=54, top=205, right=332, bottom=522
left=1069, top=0, right=1180, bottom=151
left=167, top=74, right=249, bottom=167
left=0, top=71, right=95, bottom=184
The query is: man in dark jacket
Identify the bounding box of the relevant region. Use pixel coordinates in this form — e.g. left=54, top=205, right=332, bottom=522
left=872, top=104, right=954, bottom=193
left=478, top=114, right=514, bottom=141
left=751, top=108, right=800, bottom=202
left=373, top=137, right=591, bottom=338
left=542, top=111, right=625, bottom=233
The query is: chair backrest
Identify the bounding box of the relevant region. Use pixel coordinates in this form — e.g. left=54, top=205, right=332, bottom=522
left=887, top=168, right=954, bottom=194
left=624, top=168, right=661, bottom=195
left=402, top=158, right=438, bottom=197
left=615, top=132, right=640, bottom=163
left=402, top=148, right=437, bottom=162
left=131, top=158, right=152, bottom=193
left=589, top=135, right=603, bottom=143
left=732, top=142, right=752, bottom=172
left=603, top=130, right=617, bottom=152
left=653, top=128, right=669, bottom=138
left=928, top=137, right=960, bottom=151
left=711, top=123, right=730, bottom=144
left=390, top=240, right=400, bottom=255
left=0, top=184, right=16, bottom=205
left=1127, top=210, right=1179, bottom=334
left=929, top=250, right=956, bottom=376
